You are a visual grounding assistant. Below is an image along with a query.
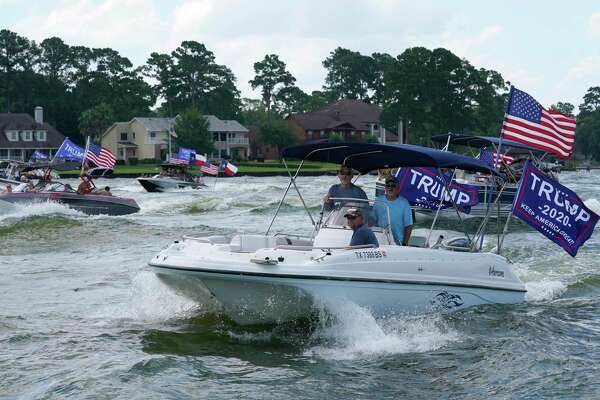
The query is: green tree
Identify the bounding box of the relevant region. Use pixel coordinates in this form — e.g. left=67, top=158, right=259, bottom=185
left=550, top=102, right=575, bottom=117
left=79, top=103, right=115, bottom=142
left=249, top=54, right=296, bottom=113
left=363, top=133, right=379, bottom=143
left=322, top=47, right=375, bottom=101
left=242, top=107, right=296, bottom=150
left=329, top=132, right=343, bottom=142
left=273, top=85, right=310, bottom=114
left=144, top=41, right=241, bottom=118
left=174, top=108, right=215, bottom=154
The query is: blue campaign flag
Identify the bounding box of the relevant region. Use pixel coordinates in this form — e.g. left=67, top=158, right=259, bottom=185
left=31, top=150, right=48, bottom=160
left=395, top=167, right=479, bottom=213
left=177, top=147, right=195, bottom=164
left=512, top=160, right=599, bottom=257
left=54, top=138, right=85, bottom=161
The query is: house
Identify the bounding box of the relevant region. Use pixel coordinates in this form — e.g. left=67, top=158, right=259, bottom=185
left=0, top=107, right=65, bottom=161
left=205, top=115, right=250, bottom=159
left=101, top=115, right=250, bottom=163
left=286, top=99, right=397, bottom=144
left=247, top=125, right=279, bottom=160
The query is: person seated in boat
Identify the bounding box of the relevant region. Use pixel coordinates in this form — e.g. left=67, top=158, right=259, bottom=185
left=24, top=182, right=37, bottom=192
left=1, top=184, right=12, bottom=193
left=371, top=176, right=413, bottom=246
left=76, top=175, right=94, bottom=195
left=95, top=186, right=113, bottom=196
left=323, top=166, right=368, bottom=211
left=345, top=207, right=379, bottom=247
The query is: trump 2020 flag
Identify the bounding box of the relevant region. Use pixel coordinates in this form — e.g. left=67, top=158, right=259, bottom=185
left=31, top=150, right=48, bottom=161
left=54, top=138, right=86, bottom=161
left=512, top=160, right=598, bottom=257
left=220, top=159, right=238, bottom=176
left=395, top=167, right=479, bottom=213
left=177, top=148, right=206, bottom=166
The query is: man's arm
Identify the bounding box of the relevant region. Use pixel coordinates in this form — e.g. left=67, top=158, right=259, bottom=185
left=402, top=225, right=413, bottom=246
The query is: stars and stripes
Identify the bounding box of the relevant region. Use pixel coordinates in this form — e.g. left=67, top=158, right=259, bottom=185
left=478, top=149, right=513, bottom=169
left=201, top=163, right=218, bottom=175
left=168, top=158, right=188, bottom=165
left=501, top=87, right=576, bottom=159
left=85, top=142, right=116, bottom=168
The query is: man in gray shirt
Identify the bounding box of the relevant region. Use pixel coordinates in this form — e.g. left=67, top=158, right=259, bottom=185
left=345, top=208, right=379, bottom=247
left=323, top=166, right=368, bottom=210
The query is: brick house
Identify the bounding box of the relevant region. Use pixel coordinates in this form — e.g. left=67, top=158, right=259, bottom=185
left=286, top=99, right=397, bottom=144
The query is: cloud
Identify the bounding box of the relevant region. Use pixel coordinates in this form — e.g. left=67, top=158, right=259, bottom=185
left=11, top=0, right=164, bottom=64
left=588, top=12, right=600, bottom=38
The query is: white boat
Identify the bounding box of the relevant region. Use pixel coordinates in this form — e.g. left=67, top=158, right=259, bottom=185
left=149, top=142, right=526, bottom=324
left=138, top=163, right=206, bottom=192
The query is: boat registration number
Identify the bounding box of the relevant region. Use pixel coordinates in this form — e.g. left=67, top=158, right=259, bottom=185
left=354, top=250, right=386, bottom=259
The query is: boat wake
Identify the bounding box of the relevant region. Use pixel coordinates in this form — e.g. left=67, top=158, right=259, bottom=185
left=96, top=271, right=210, bottom=323
left=303, top=299, right=459, bottom=360
left=0, top=200, right=84, bottom=224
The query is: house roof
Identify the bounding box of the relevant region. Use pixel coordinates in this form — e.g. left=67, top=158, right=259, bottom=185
left=288, top=99, right=382, bottom=131
left=134, top=117, right=176, bottom=132
left=205, top=115, right=248, bottom=133
left=0, top=113, right=65, bottom=149
left=106, top=115, right=249, bottom=136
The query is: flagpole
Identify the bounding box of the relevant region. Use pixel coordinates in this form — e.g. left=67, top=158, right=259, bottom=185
left=81, top=136, right=90, bottom=175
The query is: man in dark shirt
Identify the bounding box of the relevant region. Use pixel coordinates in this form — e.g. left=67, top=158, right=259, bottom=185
left=345, top=208, right=379, bottom=247
left=323, top=166, right=368, bottom=210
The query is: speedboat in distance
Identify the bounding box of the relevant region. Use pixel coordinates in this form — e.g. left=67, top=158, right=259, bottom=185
left=149, top=142, right=526, bottom=325
left=0, top=163, right=140, bottom=216
left=138, top=163, right=206, bottom=192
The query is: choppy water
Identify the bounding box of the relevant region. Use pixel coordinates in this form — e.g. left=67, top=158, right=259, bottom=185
left=2, top=172, right=600, bottom=399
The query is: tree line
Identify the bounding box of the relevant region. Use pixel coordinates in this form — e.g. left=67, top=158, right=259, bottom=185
left=0, top=29, right=598, bottom=159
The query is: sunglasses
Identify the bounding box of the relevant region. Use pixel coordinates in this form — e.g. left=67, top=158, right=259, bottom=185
left=346, top=215, right=358, bottom=220
left=385, top=184, right=397, bottom=188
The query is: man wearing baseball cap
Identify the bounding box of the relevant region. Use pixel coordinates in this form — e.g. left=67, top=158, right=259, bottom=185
left=344, top=207, right=379, bottom=247
left=372, top=175, right=413, bottom=246
left=323, top=165, right=368, bottom=211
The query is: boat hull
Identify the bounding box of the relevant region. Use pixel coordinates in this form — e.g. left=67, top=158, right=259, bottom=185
left=0, top=192, right=140, bottom=215
left=138, top=177, right=205, bottom=193
left=149, top=238, right=526, bottom=324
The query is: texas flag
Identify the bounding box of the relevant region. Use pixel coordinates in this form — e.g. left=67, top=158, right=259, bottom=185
left=220, top=159, right=238, bottom=176
left=193, top=153, right=207, bottom=166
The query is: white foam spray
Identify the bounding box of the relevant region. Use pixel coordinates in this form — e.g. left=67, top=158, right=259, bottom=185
left=304, top=298, right=459, bottom=360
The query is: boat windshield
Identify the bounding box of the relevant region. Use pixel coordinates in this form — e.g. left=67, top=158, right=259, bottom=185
left=43, top=182, right=75, bottom=192
left=321, top=198, right=390, bottom=229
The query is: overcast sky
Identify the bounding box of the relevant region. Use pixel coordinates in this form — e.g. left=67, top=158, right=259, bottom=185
left=2, top=0, right=599, bottom=110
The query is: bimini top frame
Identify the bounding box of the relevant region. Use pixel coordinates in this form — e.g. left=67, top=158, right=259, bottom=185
left=266, top=142, right=507, bottom=250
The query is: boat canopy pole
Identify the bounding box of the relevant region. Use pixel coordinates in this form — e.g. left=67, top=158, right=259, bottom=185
left=497, top=204, right=513, bottom=253
left=266, top=146, right=348, bottom=235
left=265, top=158, right=302, bottom=235
left=283, top=157, right=316, bottom=227
left=470, top=178, right=508, bottom=251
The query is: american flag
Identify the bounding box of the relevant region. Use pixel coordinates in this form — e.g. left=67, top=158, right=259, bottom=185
left=479, top=149, right=513, bottom=169
left=85, top=142, right=116, bottom=168
left=501, top=87, right=576, bottom=158
left=201, top=163, right=218, bottom=175
left=168, top=158, right=188, bottom=165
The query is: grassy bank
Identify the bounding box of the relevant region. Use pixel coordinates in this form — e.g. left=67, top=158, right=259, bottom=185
left=64, top=160, right=339, bottom=175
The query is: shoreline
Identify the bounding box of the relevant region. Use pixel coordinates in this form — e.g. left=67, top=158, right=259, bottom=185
left=61, top=170, right=339, bottom=178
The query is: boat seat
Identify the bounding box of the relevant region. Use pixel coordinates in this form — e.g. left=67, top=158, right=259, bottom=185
left=442, top=237, right=474, bottom=252
left=230, top=234, right=277, bottom=253
left=408, top=236, right=427, bottom=248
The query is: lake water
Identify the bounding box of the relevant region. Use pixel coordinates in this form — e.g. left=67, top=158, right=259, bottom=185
left=2, top=172, right=600, bottom=399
